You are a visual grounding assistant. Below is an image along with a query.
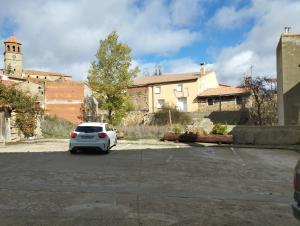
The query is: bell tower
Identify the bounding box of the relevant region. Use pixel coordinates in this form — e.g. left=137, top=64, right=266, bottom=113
left=3, top=36, right=23, bottom=75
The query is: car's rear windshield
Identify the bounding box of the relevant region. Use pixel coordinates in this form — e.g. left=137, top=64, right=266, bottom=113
left=75, top=126, right=103, bottom=133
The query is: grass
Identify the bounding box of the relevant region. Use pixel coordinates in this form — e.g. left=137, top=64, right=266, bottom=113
left=41, top=116, right=75, bottom=139
left=117, top=125, right=170, bottom=140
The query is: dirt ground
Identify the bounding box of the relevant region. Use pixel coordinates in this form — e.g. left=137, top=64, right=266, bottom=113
left=0, top=140, right=299, bottom=226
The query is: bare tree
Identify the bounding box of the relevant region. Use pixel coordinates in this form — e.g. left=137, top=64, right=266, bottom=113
left=243, top=76, right=277, bottom=126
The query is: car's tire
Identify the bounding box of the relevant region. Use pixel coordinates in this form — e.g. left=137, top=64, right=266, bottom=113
left=104, top=141, right=110, bottom=154
left=69, top=149, right=77, bottom=154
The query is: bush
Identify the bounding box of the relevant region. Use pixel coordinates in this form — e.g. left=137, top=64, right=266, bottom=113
left=151, top=106, right=191, bottom=125
left=117, top=125, right=169, bottom=140
left=211, top=123, right=228, bottom=135
left=172, top=124, right=182, bottom=134
left=41, top=115, right=75, bottom=138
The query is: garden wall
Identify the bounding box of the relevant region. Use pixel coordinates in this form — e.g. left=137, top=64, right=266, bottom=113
left=232, top=126, right=300, bottom=145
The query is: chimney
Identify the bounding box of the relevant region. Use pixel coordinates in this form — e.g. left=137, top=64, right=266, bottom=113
left=200, top=62, right=206, bottom=76
left=284, top=26, right=291, bottom=33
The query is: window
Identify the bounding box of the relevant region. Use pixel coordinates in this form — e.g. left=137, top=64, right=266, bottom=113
left=207, top=98, right=213, bottom=106
left=75, top=126, right=103, bottom=133
left=154, top=86, right=161, bottom=94
left=157, top=99, right=165, bottom=109
left=236, top=96, right=243, bottom=105
left=7, top=45, right=10, bottom=51
left=17, top=47, right=20, bottom=52
left=13, top=46, right=15, bottom=52
left=176, top=84, right=183, bottom=92
left=36, top=76, right=39, bottom=78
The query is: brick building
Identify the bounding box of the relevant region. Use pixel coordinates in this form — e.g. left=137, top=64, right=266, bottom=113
left=0, top=36, right=96, bottom=124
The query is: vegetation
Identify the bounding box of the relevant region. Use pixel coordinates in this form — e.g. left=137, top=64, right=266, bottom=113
left=87, top=30, right=139, bottom=125
left=243, top=76, right=277, bottom=125
left=41, top=115, right=75, bottom=138
left=0, top=82, right=42, bottom=137
left=172, top=124, right=182, bottom=134
left=211, top=123, right=228, bottom=135
left=151, top=106, right=192, bottom=125
left=118, top=125, right=169, bottom=140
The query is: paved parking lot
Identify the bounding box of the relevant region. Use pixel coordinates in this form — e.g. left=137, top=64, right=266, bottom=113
left=0, top=140, right=299, bottom=226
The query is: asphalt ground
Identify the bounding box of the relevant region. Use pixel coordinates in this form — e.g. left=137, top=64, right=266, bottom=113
left=0, top=140, right=299, bottom=225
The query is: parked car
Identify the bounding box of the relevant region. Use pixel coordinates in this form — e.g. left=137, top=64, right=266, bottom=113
left=69, top=122, right=117, bottom=154
left=292, top=160, right=300, bottom=220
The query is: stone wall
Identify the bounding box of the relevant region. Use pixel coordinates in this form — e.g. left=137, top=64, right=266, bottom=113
left=232, top=126, right=300, bottom=145
left=128, top=86, right=148, bottom=111
left=0, top=111, right=42, bottom=143
left=198, top=95, right=250, bottom=112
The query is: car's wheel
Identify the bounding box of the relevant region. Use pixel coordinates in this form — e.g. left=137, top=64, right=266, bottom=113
left=69, top=149, right=77, bottom=154
left=104, top=141, right=110, bottom=154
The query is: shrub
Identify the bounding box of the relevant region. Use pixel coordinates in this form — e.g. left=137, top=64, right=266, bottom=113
left=117, top=125, right=169, bottom=140
left=41, top=115, right=75, bottom=138
left=0, top=83, right=43, bottom=138
left=172, top=124, right=182, bottom=134
left=211, top=123, right=228, bottom=135
left=151, top=106, right=191, bottom=125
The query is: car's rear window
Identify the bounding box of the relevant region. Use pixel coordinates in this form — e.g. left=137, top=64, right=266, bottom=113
left=75, top=126, right=103, bottom=133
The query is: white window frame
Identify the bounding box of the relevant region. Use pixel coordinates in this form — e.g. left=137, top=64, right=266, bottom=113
left=154, top=86, right=161, bottom=94
left=157, top=99, right=165, bottom=109
left=176, top=84, right=183, bottom=92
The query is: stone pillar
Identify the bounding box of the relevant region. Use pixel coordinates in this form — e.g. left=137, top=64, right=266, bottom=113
left=276, top=32, right=300, bottom=125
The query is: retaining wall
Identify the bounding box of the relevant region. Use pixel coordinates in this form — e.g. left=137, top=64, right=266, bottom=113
left=232, top=126, right=300, bottom=145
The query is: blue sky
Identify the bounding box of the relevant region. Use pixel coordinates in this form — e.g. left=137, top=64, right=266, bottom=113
left=0, top=0, right=299, bottom=84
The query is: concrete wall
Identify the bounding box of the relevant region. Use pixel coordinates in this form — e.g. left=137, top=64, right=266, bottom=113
left=276, top=33, right=300, bottom=125
left=232, top=126, right=300, bottom=145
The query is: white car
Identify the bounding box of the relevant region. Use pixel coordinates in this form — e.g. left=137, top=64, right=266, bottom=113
left=69, top=122, right=117, bottom=154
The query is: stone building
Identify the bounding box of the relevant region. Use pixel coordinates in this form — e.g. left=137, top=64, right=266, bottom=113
left=277, top=31, right=300, bottom=125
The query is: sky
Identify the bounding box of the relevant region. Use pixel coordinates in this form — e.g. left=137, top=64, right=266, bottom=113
left=0, top=0, right=299, bottom=85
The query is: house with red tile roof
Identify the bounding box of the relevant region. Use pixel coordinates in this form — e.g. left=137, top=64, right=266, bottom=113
left=129, top=64, right=250, bottom=114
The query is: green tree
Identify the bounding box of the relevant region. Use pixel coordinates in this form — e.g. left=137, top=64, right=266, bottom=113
left=87, top=31, right=139, bottom=125
left=0, top=83, right=43, bottom=137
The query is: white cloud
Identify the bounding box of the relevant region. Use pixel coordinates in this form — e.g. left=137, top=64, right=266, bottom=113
left=0, top=0, right=199, bottom=80
left=170, top=0, right=203, bottom=26
left=208, top=6, right=253, bottom=29
left=135, top=57, right=214, bottom=77
left=213, top=0, right=300, bottom=84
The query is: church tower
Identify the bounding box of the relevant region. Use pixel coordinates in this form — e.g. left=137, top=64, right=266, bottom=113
left=3, top=36, right=23, bottom=75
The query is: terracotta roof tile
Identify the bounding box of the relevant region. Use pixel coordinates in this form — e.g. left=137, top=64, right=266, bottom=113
left=198, top=85, right=250, bottom=97
left=4, top=36, right=21, bottom=44
left=132, top=71, right=212, bottom=86
left=0, top=80, right=17, bottom=87
left=24, top=69, right=71, bottom=77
